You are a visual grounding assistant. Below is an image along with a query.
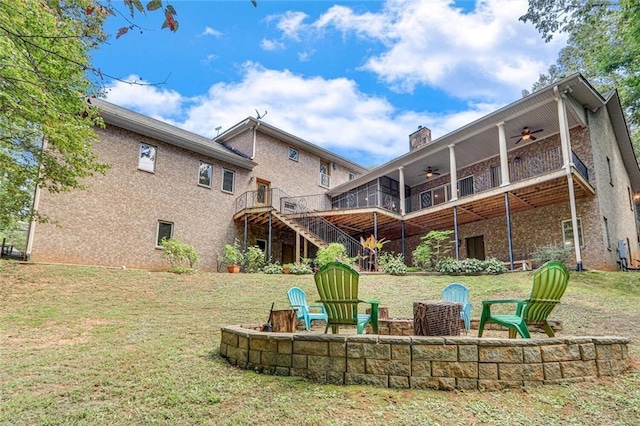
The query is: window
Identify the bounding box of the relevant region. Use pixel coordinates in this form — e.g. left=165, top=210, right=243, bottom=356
left=288, top=148, right=299, bottom=161
left=222, top=169, right=235, bottom=193
left=138, top=143, right=157, bottom=173
left=490, top=166, right=501, bottom=188
left=603, top=216, right=611, bottom=249
left=198, top=161, right=212, bottom=187
left=458, top=176, right=474, bottom=197
left=349, top=172, right=356, bottom=181
left=420, top=184, right=451, bottom=208
left=562, top=218, right=584, bottom=249
left=156, top=221, right=173, bottom=247
left=628, top=186, right=634, bottom=211
left=606, top=156, right=613, bottom=186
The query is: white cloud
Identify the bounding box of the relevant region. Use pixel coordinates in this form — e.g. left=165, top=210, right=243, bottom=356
left=273, top=0, right=565, bottom=102
left=200, top=26, right=222, bottom=37
left=261, top=38, right=285, bottom=51
left=103, top=68, right=501, bottom=167
left=269, top=11, right=309, bottom=41
left=103, top=75, right=184, bottom=118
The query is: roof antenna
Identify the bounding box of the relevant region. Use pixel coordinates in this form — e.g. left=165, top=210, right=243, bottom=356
left=255, top=109, right=267, bottom=120
left=215, top=126, right=222, bottom=137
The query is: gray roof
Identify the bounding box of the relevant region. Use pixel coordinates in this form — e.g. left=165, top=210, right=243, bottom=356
left=216, top=117, right=369, bottom=174
left=92, top=98, right=257, bottom=170
left=329, top=73, right=640, bottom=193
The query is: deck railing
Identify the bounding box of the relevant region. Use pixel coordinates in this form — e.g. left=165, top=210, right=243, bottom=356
left=235, top=188, right=362, bottom=259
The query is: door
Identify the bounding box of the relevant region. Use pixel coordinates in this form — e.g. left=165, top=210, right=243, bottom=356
left=466, top=236, right=485, bottom=260
left=319, top=160, right=331, bottom=187
left=282, top=244, right=294, bottom=265
left=255, top=179, right=270, bottom=206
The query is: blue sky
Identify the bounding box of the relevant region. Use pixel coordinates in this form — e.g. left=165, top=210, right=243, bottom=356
left=92, top=0, right=565, bottom=167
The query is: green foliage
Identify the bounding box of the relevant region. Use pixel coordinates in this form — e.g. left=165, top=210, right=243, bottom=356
left=378, top=252, right=407, bottom=276
left=315, top=243, right=353, bottom=268
left=244, top=245, right=265, bottom=273
left=482, top=258, right=508, bottom=274
left=289, top=259, right=314, bottom=275
left=221, top=239, right=244, bottom=266
left=412, top=230, right=455, bottom=271
left=532, top=245, right=571, bottom=265
left=521, top=0, right=640, bottom=158
left=168, top=266, right=195, bottom=274
left=0, top=0, right=111, bottom=229
left=435, top=257, right=463, bottom=274
left=160, top=238, right=198, bottom=269
left=262, top=262, right=283, bottom=274
left=435, top=257, right=507, bottom=275
left=0, top=0, right=187, bottom=229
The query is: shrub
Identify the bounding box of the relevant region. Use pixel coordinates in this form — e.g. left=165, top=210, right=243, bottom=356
left=160, top=238, right=198, bottom=269
left=244, top=245, right=266, bottom=273
left=290, top=259, right=314, bottom=275
left=262, top=262, right=283, bottom=274
left=435, top=257, right=462, bottom=274
left=315, top=243, right=354, bottom=268
left=482, top=257, right=508, bottom=274
left=222, top=239, right=244, bottom=267
left=460, top=258, right=484, bottom=274
left=532, top=245, right=570, bottom=265
left=412, top=230, right=455, bottom=271
left=378, top=252, right=407, bottom=276
left=435, top=257, right=508, bottom=275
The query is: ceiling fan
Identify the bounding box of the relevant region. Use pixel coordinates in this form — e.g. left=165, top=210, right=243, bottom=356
left=422, top=167, right=440, bottom=179
left=511, top=126, right=543, bottom=144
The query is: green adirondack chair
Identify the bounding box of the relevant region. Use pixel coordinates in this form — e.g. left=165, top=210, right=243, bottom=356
left=314, top=261, right=379, bottom=334
left=478, top=261, right=570, bottom=339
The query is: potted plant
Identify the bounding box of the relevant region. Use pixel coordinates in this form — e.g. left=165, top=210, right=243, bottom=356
left=282, top=263, right=294, bottom=274
left=222, top=240, right=244, bottom=273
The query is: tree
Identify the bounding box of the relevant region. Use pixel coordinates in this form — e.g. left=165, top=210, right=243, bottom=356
left=521, top=1, right=640, bottom=157
left=0, top=0, right=109, bottom=230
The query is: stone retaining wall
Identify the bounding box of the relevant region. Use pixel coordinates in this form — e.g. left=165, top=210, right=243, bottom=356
left=220, top=325, right=630, bottom=391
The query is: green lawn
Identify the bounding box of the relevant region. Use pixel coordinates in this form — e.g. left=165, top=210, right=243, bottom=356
left=1, top=261, right=639, bottom=425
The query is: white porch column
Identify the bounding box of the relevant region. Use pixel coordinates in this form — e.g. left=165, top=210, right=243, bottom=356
left=555, top=86, right=583, bottom=270
left=555, top=86, right=573, bottom=168
left=449, top=144, right=458, bottom=201
left=497, top=122, right=510, bottom=186
left=398, top=166, right=405, bottom=215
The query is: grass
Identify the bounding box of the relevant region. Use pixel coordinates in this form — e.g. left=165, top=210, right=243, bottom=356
left=1, top=261, right=639, bottom=425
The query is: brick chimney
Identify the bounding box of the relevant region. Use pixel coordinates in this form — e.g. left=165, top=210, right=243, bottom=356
left=409, top=126, right=431, bottom=151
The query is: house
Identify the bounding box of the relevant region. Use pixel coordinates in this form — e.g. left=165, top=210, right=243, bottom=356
left=27, top=74, right=640, bottom=271
left=26, top=98, right=366, bottom=271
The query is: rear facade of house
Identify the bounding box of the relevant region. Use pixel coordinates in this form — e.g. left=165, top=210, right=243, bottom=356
left=28, top=74, right=640, bottom=271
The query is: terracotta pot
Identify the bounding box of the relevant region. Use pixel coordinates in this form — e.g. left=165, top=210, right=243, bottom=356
left=283, top=268, right=291, bottom=274
left=227, top=265, right=241, bottom=273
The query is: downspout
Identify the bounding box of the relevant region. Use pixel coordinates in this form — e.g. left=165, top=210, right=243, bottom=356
left=251, top=121, right=261, bottom=160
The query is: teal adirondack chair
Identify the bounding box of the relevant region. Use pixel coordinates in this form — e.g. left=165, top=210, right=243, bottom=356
left=287, top=287, right=328, bottom=331
left=478, top=261, right=570, bottom=339
left=314, top=262, right=379, bottom=334
left=442, top=283, right=472, bottom=333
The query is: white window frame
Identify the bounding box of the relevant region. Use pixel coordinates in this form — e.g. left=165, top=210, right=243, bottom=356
left=198, top=161, right=213, bottom=188
left=138, top=143, right=157, bottom=173
left=156, top=220, right=174, bottom=248
left=420, top=184, right=451, bottom=208
left=288, top=148, right=299, bottom=162
left=222, top=168, right=235, bottom=193
left=561, top=218, right=584, bottom=249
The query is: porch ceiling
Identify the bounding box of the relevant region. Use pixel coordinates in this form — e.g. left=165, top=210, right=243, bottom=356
left=317, top=174, right=595, bottom=240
